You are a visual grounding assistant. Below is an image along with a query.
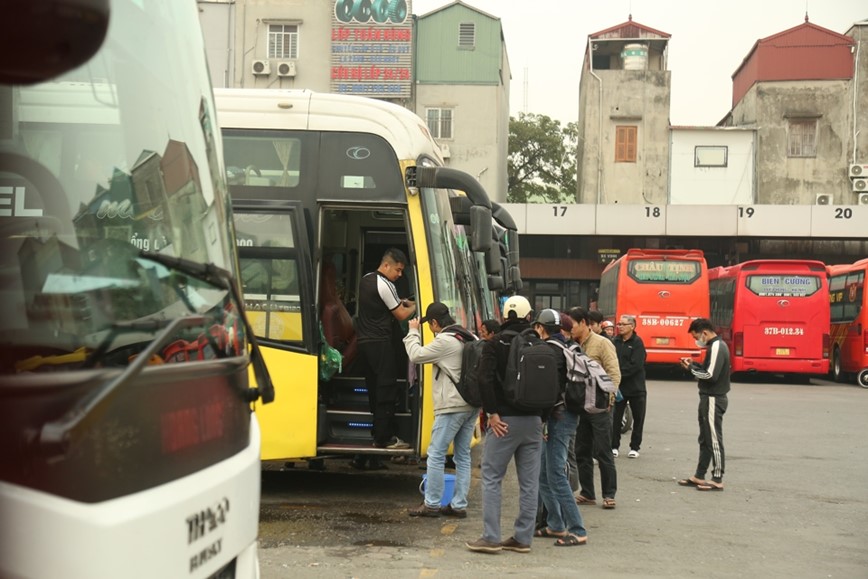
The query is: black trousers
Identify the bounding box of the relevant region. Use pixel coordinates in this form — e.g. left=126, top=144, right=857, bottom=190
left=696, top=394, right=727, bottom=483
left=575, top=410, right=617, bottom=500
left=359, top=340, right=400, bottom=446
left=612, top=394, right=647, bottom=452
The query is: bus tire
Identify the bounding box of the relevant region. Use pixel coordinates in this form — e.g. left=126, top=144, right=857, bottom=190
left=832, top=348, right=844, bottom=383
left=621, top=405, right=633, bottom=434
left=858, top=369, right=868, bottom=389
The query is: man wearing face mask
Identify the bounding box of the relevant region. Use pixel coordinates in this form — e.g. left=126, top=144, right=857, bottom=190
left=678, top=318, right=730, bottom=492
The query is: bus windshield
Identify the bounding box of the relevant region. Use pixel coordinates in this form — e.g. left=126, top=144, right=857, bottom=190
left=2, top=0, right=241, bottom=372
left=746, top=275, right=821, bottom=297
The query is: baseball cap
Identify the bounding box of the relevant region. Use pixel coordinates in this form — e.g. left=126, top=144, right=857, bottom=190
left=419, top=301, right=450, bottom=324
left=535, top=308, right=561, bottom=326
left=503, top=295, right=532, bottom=319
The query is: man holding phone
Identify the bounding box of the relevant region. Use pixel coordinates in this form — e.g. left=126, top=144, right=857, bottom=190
left=678, top=318, right=730, bottom=492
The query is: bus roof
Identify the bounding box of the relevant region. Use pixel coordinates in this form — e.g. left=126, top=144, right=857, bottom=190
left=602, top=248, right=705, bottom=274
left=214, top=88, right=444, bottom=164
left=828, top=257, right=868, bottom=277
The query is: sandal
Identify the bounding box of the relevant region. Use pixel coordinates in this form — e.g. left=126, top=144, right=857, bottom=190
left=602, top=498, right=616, bottom=509
left=534, top=528, right=567, bottom=538
left=677, top=477, right=706, bottom=487
left=574, top=495, right=597, bottom=505
left=554, top=534, right=587, bottom=547
left=696, top=482, right=724, bottom=492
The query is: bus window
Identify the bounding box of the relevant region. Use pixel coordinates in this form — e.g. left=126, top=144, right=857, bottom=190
left=224, top=134, right=302, bottom=187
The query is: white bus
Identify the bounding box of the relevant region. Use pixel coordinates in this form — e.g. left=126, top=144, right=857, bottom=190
left=215, top=88, right=521, bottom=466
left=0, top=1, right=271, bottom=578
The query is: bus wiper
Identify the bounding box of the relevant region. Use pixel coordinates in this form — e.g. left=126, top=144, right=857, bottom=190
left=138, top=250, right=275, bottom=405
left=39, top=314, right=208, bottom=452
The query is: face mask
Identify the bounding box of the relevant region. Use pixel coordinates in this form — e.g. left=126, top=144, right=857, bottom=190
left=694, top=333, right=706, bottom=348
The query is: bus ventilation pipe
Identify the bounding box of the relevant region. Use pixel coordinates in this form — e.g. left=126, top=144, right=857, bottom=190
left=414, top=166, right=492, bottom=209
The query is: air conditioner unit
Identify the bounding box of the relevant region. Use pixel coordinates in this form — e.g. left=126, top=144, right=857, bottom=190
left=277, top=61, right=296, bottom=77
left=857, top=192, right=868, bottom=206
left=251, top=59, right=270, bottom=75
left=849, top=163, right=868, bottom=178
left=852, top=177, right=868, bottom=192
left=815, top=193, right=833, bottom=206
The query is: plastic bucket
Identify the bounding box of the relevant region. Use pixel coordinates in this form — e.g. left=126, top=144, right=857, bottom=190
left=419, top=473, right=456, bottom=507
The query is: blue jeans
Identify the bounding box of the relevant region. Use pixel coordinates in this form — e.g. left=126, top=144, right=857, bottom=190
left=424, top=409, right=478, bottom=509
left=539, top=409, right=587, bottom=537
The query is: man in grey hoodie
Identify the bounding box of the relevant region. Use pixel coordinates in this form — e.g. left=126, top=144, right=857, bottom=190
left=403, top=302, right=479, bottom=518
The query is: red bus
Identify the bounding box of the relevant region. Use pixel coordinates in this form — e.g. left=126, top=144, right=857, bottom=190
left=709, top=260, right=830, bottom=377
left=598, top=249, right=709, bottom=365
left=828, top=258, right=868, bottom=387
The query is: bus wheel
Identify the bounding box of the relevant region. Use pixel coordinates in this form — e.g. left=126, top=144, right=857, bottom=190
left=858, top=369, right=868, bottom=389
left=832, top=349, right=844, bottom=383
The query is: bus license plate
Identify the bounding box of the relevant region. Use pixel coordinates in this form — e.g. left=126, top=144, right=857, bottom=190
left=655, top=337, right=670, bottom=345
left=775, top=348, right=790, bottom=356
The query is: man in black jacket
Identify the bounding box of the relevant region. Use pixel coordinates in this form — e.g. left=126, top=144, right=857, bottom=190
left=612, top=315, right=647, bottom=459
left=678, top=318, right=731, bottom=492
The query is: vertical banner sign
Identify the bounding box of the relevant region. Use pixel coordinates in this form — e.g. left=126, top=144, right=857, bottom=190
left=331, top=0, right=413, bottom=97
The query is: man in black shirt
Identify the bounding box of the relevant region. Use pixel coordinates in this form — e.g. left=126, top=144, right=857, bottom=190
left=612, top=315, right=647, bottom=459
left=356, top=248, right=416, bottom=452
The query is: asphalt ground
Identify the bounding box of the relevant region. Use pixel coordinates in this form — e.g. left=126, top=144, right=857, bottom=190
left=257, top=375, right=868, bottom=578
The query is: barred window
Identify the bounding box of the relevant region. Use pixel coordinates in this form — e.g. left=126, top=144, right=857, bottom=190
left=426, top=108, right=453, bottom=139
left=268, top=24, right=299, bottom=59
left=787, top=119, right=817, bottom=158
left=459, top=23, right=475, bottom=48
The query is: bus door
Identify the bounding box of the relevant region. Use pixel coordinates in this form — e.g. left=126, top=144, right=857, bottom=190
left=842, top=271, right=865, bottom=374
left=740, top=273, right=826, bottom=363
left=233, top=201, right=318, bottom=461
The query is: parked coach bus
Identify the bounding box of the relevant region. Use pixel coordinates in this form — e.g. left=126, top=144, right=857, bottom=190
left=828, top=258, right=868, bottom=387
left=598, top=249, right=709, bottom=365
left=214, top=88, right=521, bottom=466
left=0, top=2, right=273, bottom=578
left=709, top=260, right=830, bottom=378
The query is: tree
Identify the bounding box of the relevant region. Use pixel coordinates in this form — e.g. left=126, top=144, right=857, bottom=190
left=507, top=113, right=577, bottom=203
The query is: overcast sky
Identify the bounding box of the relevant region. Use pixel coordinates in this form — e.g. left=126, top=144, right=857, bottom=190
left=412, top=0, right=867, bottom=126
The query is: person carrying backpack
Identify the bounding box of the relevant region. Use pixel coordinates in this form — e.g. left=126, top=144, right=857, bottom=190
left=568, top=307, right=621, bottom=510
left=403, top=302, right=479, bottom=518
left=466, top=296, right=559, bottom=554
left=534, top=309, right=589, bottom=547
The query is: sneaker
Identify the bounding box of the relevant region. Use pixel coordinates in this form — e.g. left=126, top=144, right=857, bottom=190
left=500, top=537, right=531, bottom=553
left=408, top=503, right=441, bottom=517
left=628, top=450, right=639, bottom=458
left=612, top=448, right=619, bottom=458
left=440, top=505, right=467, bottom=518
left=385, top=437, right=410, bottom=450
left=466, top=538, right=502, bottom=553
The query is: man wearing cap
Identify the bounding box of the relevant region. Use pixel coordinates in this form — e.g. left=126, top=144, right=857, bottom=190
left=403, top=302, right=479, bottom=518
left=601, top=320, right=616, bottom=339
left=466, top=296, right=548, bottom=554
left=534, top=309, right=588, bottom=547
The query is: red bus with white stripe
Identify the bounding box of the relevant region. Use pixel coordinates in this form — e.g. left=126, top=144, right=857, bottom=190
left=709, top=260, right=830, bottom=376
left=828, top=258, right=868, bottom=387
left=599, top=249, right=709, bottom=365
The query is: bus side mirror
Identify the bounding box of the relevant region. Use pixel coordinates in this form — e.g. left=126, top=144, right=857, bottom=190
left=509, top=265, right=523, bottom=292
left=0, top=0, right=110, bottom=85
left=469, top=205, right=492, bottom=252
left=485, top=244, right=501, bottom=276
left=487, top=275, right=504, bottom=291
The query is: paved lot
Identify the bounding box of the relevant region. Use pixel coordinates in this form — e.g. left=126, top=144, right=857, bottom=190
left=257, top=376, right=868, bottom=578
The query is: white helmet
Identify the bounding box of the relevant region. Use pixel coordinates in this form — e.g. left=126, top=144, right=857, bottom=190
left=503, top=295, right=532, bottom=320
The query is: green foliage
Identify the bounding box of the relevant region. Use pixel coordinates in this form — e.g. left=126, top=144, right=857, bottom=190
left=507, top=113, right=577, bottom=203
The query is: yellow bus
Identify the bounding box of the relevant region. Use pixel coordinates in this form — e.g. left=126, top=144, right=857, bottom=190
left=214, top=88, right=520, bottom=466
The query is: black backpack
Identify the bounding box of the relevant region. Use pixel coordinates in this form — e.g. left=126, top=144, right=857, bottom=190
left=502, top=328, right=561, bottom=411
left=440, top=327, right=485, bottom=407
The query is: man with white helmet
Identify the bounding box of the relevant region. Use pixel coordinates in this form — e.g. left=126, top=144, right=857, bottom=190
left=466, top=296, right=550, bottom=554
